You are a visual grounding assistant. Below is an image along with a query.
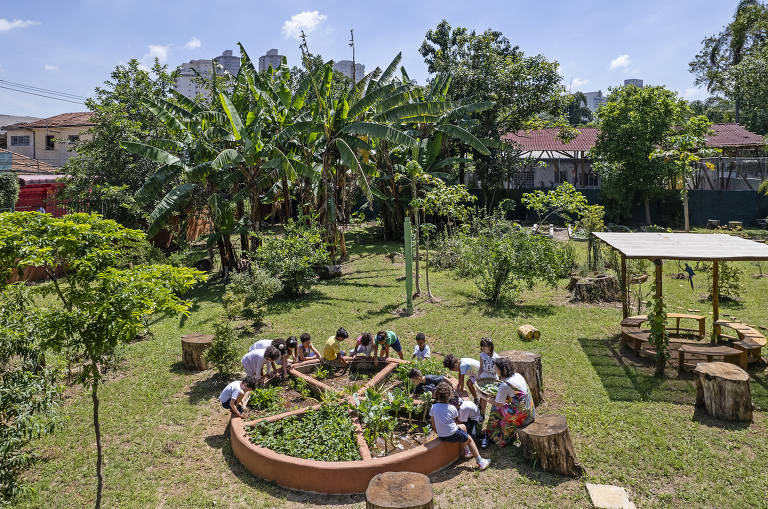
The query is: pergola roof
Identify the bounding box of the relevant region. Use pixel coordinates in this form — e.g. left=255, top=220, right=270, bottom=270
left=593, top=232, right=768, bottom=261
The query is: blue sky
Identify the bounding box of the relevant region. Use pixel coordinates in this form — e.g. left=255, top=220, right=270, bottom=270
left=0, top=0, right=737, bottom=118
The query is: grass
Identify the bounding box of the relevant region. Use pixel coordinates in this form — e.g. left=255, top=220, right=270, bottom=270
left=12, top=225, right=768, bottom=508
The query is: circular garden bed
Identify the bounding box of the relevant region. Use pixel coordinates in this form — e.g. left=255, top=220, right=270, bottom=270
left=230, top=357, right=461, bottom=494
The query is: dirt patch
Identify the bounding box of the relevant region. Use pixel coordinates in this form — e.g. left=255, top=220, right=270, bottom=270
left=246, top=386, right=319, bottom=419
left=391, top=307, right=427, bottom=318
left=313, top=370, right=372, bottom=393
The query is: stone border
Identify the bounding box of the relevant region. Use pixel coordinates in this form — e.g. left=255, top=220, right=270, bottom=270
left=230, top=357, right=461, bottom=494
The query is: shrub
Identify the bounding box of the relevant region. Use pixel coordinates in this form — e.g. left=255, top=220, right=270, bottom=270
left=205, top=318, right=241, bottom=375
left=247, top=386, right=283, bottom=412
left=222, top=268, right=281, bottom=324
left=700, top=262, right=745, bottom=301
left=430, top=232, right=466, bottom=270
left=557, top=243, right=578, bottom=278
left=0, top=173, right=20, bottom=211
left=461, top=219, right=564, bottom=305
left=254, top=218, right=329, bottom=297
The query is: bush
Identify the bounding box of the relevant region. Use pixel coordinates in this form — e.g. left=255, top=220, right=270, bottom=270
left=430, top=232, right=465, bottom=270
left=222, top=268, right=281, bottom=325
left=254, top=218, right=329, bottom=297
left=557, top=243, right=578, bottom=278
left=205, top=318, right=241, bottom=375
left=461, top=215, right=564, bottom=305
left=700, top=262, right=745, bottom=301
left=0, top=173, right=20, bottom=211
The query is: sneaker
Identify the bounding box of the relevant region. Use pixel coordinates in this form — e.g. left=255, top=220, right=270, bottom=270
left=463, top=446, right=473, bottom=459
left=480, top=434, right=489, bottom=449
left=477, top=457, right=491, bottom=471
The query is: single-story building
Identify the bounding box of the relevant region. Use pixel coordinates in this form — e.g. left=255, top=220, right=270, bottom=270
left=1, top=148, right=68, bottom=215
left=5, top=112, right=94, bottom=168
left=497, top=123, right=766, bottom=191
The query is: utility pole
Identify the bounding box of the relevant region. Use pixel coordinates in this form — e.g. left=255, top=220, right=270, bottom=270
left=349, top=29, right=356, bottom=84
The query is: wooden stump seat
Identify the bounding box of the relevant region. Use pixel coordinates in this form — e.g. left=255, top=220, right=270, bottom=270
left=498, top=350, right=543, bottom=405
left=181, top=333, right=213, bottom=371
left=694, top=362, right=752, bottom=422
left=678, top=344, right=746, bottom=372
left=518, top=414, right=584, bottom=477
left=715, top=320, right=766, bottom=363
left=365, top=472, right=433, bottom=509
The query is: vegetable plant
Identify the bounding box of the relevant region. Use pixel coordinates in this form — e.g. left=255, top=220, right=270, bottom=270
left=313, top=366, right=330, bottom=380
left=247, top=386, right=284, bottom=413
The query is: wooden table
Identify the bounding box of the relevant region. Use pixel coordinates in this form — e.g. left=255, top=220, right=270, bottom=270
left=666, top=313, right=706, bottom=339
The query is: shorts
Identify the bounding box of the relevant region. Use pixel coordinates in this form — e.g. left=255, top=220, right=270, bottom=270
left=389, top=338, right=402, bottom=353
left=439, top=429, right=469, bottom=443
left=221, top=399, right=244, bottom=413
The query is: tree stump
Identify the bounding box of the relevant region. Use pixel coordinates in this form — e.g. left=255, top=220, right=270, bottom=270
left=181, top=333, right=213, bottom=371
left=728, top=220, right=743, bottom=230
left=518, top=414, right=584, bottom=477
left=365, top=472, right=433, bottom=509
left=570, top=274, right=619, bottom=303
left=318, top=264, right=342, bottom=280
left=517, top=324, right=541, bottom=341
left=498, top=350, right=543, bottom=405
left=693, top=362, right=752, bottom=422
left=706, top=219, right=720, bottom=229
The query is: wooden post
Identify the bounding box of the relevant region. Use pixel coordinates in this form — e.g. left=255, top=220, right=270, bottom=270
left=404, top=217, right=414, bottom=315
left=654, top=259, right=663, bottom=299
left=365, top=472, right=433, bottom=509
left=712, top=260, right=720, bottom=341
left=620, top=254, right=628, bottom=319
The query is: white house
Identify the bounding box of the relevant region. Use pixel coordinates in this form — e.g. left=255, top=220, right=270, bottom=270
left=5, top=112, right=94, bottom=168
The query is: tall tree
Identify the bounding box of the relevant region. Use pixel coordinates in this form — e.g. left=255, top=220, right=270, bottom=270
left=566, top=91, right=593, bottom=125
left=689, top=0, right=768, bottom=122
left=591, top=85, right=689, bottom=224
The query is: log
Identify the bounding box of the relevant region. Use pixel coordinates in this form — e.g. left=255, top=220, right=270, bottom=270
left=706, top=219, right=720, bottom=230
left=498, top=350, right=543, bottom=405
left=518, top=414, right=584, bottom=477
left=693, top=362, right=752, bottom=422
left=181, top=333, right=213, bottom=371
left=365, top=472, right=433, bottom=509
left=728, top=221, right=743, bottom=231
left=517, top=324, right=541, bottom=341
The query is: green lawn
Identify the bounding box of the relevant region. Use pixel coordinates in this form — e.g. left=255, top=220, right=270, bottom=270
left=13, top=226, right=768, bottom=508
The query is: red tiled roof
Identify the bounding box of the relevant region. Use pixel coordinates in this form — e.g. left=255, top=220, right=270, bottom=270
left=14, top=112, right=94, bottom=129
left=706, top=123, right=764, bottom=147
left=503, top=128, right=598, bottom=152
left=0, top=148, right=59, bottom=174
left=503, top=123, right=765, bottom=152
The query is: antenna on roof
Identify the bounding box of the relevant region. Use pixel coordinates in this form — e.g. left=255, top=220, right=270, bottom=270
left=349, top=29, right=356, bottom=83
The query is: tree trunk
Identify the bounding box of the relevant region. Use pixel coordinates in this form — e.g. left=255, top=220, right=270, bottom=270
left=683, top=187, right=690, bottom=232
left=236, top=200, right=248, bottom=252
left=216, top=236, right=227, bottom=275
left=518, top=415, right=584, bottom=477
left=91, top=361, right=103, bottom=509
left=644, top=196, right=652, bottom=225
left=282, top=174, right=291, bottom=225
left=694, top=362, right=752, bottom=422
left=365, top=472, right=433, bottom=509
left=498, top=350, right=543, bottom=405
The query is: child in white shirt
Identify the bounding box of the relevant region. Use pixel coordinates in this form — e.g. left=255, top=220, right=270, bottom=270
left=429, top=382, right=490, bottom=470
left=412, top=332, right=431, bottom=360
left=218, top=376, right=258, bottom=418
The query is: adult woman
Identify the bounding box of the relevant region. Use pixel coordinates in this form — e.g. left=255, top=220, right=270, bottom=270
left=486, top=357, right=535, bottom=447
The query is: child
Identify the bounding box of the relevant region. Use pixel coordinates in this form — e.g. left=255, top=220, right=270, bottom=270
left=297, top=333, right=321, bottom=361
left=442, top=354, right=481, bottom=404
left=248, top=338, right=287, bottom=378
left=351, top=332, right=375, bottom=358
left=449, top=394, right=485, bottom=445
left=478, top=337, right=499, bottom=379
left=429, top=382, right=491, bottom=470
left=285, top=336, right=298, bottom=363
left=412, top=332, right=431, bottom=360
left=408, top=368, right=445, bottom=396
left=373, top=330, right=405, bottom=366
left=487, top=357, right=535, bottom=447
left=322, top=327, right=349, bottom=367
left=241, top=345, right=281, bottom=382
left=219, top=375, right=258, bottom=419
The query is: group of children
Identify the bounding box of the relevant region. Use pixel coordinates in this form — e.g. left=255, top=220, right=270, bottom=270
left=220, top=332, right=535, bottom=472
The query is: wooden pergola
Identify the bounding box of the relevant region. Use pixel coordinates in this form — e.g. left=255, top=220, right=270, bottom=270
left=593, top=232, right=768, bottom=333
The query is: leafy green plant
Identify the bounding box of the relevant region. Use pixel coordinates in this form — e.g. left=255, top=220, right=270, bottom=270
left=356, top=388, right=397, bottom=454
left=289, top=377, right=312, bottom=398
left=204, top=317, right=241, bottom=375
left=700, top=262, right=745, bottom=301
left=521, top=183, right=588, bottom=235
left=647, top=275, right=669, bottom=377
left=245, top=401, right=360, bottom=461
left=254, top=218, right=330, bottom=297
left=247, top=386, right=284, bottom=413
left=313, top=366, right=330, bottom=380
left=0, top=172, right=20, bottom=212
left=222, top=268, right=281, bottom=324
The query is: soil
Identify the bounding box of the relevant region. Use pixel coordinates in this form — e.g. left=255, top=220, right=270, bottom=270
left=369, top=419, right=432, bottom=458
left=247, top=386, right=318, bottom=419
left=310, top=367, right=375, bottom=393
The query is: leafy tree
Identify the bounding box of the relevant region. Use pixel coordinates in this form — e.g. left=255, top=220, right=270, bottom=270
left=590, top=85, right=689, bottom=224
left=205, top=317, right=242, bottom=375
left=0, top=284, right=60, bottom=503
left=689, top=0, right=768, bottom=122
left=0, top=212, right=206, bottom=509
left=419, top=20, right=570, bottom=206
left=567, top=91, right=593, bottom=125
left=61, top=60, right=177, bottom=226
left=689, top=96, right=736, bottom=123
left=0, top=173, right=20, bottom=211
left=650, top=115, right=721, bottom=231
left=728, top=44, right=768, bottom=134
left=521, top=182, right=588, bottom=235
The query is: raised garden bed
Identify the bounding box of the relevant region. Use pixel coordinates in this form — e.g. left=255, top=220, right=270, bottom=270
left=246, top=380, right=319, bottom=419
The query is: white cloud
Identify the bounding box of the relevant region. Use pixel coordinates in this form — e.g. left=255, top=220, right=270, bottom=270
left=0, top=18, right=40, bottom=33
left=43, top=64, right=59, bottom=71
left=183, top=37, right=201, bottom=50
left=609, top=54, right=631, bottom=70
left=282, top=11, right=327, bottom=39
left=572, top=78, right=589, bottom=88
left=682, top=87, right=708, bottom=101
left=145, top=44, right=170, bottom=63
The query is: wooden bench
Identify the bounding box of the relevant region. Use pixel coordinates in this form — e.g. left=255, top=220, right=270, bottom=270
left=666, top=313, right=706, bottom=339
left=715, top=320, right=766, bottom=363
left=678, top=344, right=747, bottom=373
left=620, top=315, right=649, bottom=353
